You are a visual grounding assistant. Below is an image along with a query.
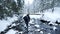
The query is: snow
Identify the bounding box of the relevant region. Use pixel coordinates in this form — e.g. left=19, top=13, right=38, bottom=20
left=23, top=14, right=42, bottom=19
left=0, top=20, right=10, bottom=32
left=0, top=7, right=60, bottom=34
left=35, top=29, right=40, bottom=31
left=48, top=33, right=51, bottom=34
left=44, top=7, right=60, bottom=21
left=0, top=15, right=18, bottom=32
left=40, top=31, right=43, bottom=34
left=29, top=19, right=35, bottom=24
left=6, top=29, right=17, bottom=34
left=34, top=25, right=40, bottom=28
left=27, top=7, right=60, bottom=22
left=30, top=15, right=42, bottom=19
left=14, top=0, right=17, bottom=3
left=7, top=15, right=18, bottom=22
left=14, top=0, right=17, bottom=5
left=23, top=7, right=60, bottom=21
left=48, top=21, right=58, bottom=26
left=11, top=23, right=16, bottom=27
left=25, top=0, right=34, bottom=5
left=53, top=26, right=57, bottom=31
left=18, top=31, right=23, bottom=34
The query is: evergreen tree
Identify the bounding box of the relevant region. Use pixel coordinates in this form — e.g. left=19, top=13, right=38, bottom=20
left=0, top=0, right=24, bottom=20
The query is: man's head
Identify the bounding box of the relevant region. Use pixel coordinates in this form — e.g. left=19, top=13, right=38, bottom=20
left=27, top=14, right=29, bottom=16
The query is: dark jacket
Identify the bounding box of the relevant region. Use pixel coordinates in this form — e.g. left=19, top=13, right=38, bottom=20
left=23, top=14, right=30, bottom=26
left=23, top=14, right=30, bottom=23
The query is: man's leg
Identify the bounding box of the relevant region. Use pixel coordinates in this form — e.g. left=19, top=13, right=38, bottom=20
left=25, top=22, right=28, bottom=34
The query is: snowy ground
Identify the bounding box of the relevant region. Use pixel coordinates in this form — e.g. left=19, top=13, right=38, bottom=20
left=44, top=7, right=60, bottom=21
left=0, top=7, right=60, bottom=34
left=0, top=15, right=18, bottom=34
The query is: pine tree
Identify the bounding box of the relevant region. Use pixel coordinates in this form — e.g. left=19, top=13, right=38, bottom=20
left=0, top=0, right=24, bottom=20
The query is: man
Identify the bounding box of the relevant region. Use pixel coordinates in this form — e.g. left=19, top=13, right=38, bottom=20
left=23, top=14, right=30, bottom=33
left=23, top=14, right=30, bottom=27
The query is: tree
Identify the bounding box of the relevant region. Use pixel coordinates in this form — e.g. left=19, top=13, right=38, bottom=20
left=0, top=0, right=24, bottom=20
left=51, top=0, right=55, bottom=12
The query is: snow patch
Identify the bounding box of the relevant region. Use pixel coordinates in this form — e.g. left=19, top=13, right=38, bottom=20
left=0, top=15, right=18, bottom=32
left=6, top=29, right=16, bottom=34
left=30, top=15, right=42, bottom=19
left=43, top=7, right=60, bottom=21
